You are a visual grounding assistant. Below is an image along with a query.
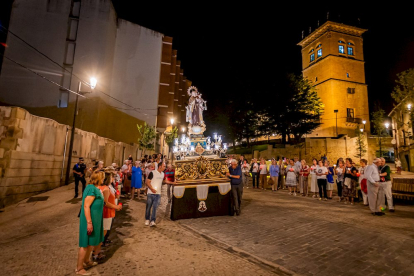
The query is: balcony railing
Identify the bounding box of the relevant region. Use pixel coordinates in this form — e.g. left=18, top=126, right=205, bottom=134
left=346, top=117, right=362, bottom=124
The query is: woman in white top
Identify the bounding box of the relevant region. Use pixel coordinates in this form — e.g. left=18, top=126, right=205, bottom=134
left=310, top=159, right=319, bottom=198
left=241, top=160, right=251, bottom=188
left=259, top=158, right=268, bottom=190
left=335, top=160, right=345, bottom=202
left=251, top=159, right=260, bottom=189
left=285, top=159, right=298, bottom=195
left=315, top=160, right=329, bottom=201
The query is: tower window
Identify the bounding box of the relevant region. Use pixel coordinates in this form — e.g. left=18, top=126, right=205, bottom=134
left=347, top=88, right=356, bottom=94
left=348, top=42, right=354, bottom=45
left=339, top=45, right=345, bottom=54
left=315, top=77, right=318, bottom=82
left=316, top=44, right=322, bottom=48
left=347, top=108, right=354, bottom=118
left=348, top=47, right=354, bottom=56
left=347, top=73, right=350, bottom=78
left=317, top=49, right=322, bottom=58
left=338, top=40, right=345, bottom=44
left=310, top=53, right=315, bottom=62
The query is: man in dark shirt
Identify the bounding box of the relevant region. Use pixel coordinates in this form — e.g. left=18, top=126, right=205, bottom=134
left=227, top=160, right=243, bottom=216
left=73, top=157, right=87, bottom=198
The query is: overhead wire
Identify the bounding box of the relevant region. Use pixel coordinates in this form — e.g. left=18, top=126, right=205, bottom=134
left=0, top=25, right=156, bottom=116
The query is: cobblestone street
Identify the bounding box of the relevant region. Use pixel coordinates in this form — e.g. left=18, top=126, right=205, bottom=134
left=179, top=187, right=414, bottom=276
left=1, top=182, right=413, bottom=276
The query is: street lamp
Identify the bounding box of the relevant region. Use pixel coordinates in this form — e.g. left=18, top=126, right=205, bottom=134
left=360, top=128, right=363, bottom=133
left=182, top=127, right=186, bottom=133
left=362, top=120, right=366, bottom=130
left=385, top=122, right=390, bottom=130
left=170, top=118, right=174, bottom=125
left=408, top=103, right=412, bottom=111
left=65, top=77, right=97, bottom=186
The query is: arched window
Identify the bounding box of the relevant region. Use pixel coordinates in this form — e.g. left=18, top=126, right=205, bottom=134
left=338, top=39, right=345, bottom=54
left=347, top=41, right=355, bottom=56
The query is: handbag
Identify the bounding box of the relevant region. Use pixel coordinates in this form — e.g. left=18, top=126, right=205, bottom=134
left=361, top=179, right=367, bottom=194
left=344, top=177, right=352, bottom=189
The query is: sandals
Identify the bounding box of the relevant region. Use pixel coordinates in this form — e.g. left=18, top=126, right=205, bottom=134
left=93, top=253, right=106, bottom=261
left=75, top=268, right=91, bottom=275
left=83, top=261, right=98, bottom=268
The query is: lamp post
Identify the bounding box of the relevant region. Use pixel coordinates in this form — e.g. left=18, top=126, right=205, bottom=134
left=64, top=78, right=97, bottom=186
left=334, top=110, right=338, bottom=137
left=362, top=120, right=366, bottom=130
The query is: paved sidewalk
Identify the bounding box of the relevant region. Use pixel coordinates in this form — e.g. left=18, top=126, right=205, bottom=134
left=179, top=187, right=414, bottom=276
left=0, top=184, right=281, bottom=276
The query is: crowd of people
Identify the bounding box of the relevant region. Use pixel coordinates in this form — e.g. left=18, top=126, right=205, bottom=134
left=227, top=155, right=395, bottom=215
left=73, top=153, right=174, bottom=275
left=72, top=152, right=395, bottom=275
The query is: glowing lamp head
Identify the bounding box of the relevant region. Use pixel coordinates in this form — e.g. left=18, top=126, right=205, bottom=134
left=362, top=120, right=366, bottom=125
left=384, top=122, right=390, bottom=129
left=90, top=77, right=97, bottom=89
left=170, top=118, right=174, bottom=125
left=360, top=129, right=363, bottom=133
left=408, top=104, right=412, bottom=110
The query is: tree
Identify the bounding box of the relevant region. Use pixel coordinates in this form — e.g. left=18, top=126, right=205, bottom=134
left=164, top=126, right=178, bottom=153
left=371, top=108, right=386, bottom=157
left=391, top=68, right=414, bottom=103
left=137, top=122, right=156, bottom=155
left=263, top=74, right=324, bottom=144
left=354, top=128, right=367, bottom=160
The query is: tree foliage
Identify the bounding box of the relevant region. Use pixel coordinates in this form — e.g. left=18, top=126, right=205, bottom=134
left=137, top=122, right=156, bottom=153
left=391, top=68, right=414, bottom=103
left=164, top=126, right=178, bottom=147
left=354, top=128, right=367, bottom=160
left=259, top=74, right=324, bottom=144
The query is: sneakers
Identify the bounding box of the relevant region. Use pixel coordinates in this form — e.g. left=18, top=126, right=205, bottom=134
left=150, top=221, right=156, bottom=227
left=294, top=193, right=297, bottom=196
left=323, top=198, right=327, bottom=201
left=319, top=198, right=322, bottom=201
left=145, top=220, right=150, bottom=226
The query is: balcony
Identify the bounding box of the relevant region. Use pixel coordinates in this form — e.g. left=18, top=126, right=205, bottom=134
left=346, top=117, right=362, bottom=124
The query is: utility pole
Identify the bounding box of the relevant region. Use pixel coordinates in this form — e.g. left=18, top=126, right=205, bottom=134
left=64, top=79, right=96, bottom=186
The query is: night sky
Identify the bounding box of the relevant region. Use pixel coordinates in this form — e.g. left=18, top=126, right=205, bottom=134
left=112, top=3, right=414, bottom=118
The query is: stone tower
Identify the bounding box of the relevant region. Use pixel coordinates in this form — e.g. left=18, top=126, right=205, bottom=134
left=298, top=21, right=370, bottom=137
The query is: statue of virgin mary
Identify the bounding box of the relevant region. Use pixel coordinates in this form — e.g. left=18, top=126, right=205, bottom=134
left=186, top=86, right=206, bottom=127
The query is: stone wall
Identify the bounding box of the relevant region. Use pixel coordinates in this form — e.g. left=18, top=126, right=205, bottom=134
left=0, top=106, right=151, bottom=208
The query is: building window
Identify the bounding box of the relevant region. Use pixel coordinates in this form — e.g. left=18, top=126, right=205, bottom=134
left=67, top=18, right=79, bottom=41
left=309, top=49, right=314, bottom=53
left=315, top=77, right=318, bottom=82
left=339, top=45, right=345, bottom=54
left=347, top=88, right=355, bottom=94
left=317, top=49, right=322, bottom=58
left=310, top=53, right=315, bottom=62
left=71, top=1, right=81, bottom=17
left=347, top=108, right=354, bottom=118
left=348, top=42, right=354, bottom=45
left=316, top=44, right=322, bottom=48
left=338, top=40, right=345, bottom=44
left=347, top=73, right=350, bottom=78
left=348, top=47, right=354, bottom=56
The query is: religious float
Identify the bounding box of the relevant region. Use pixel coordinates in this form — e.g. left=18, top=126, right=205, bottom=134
left=170, top=86, right=233, bottom=220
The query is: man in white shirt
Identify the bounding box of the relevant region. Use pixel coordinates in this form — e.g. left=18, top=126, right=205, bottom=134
left=364, top=158, right=383, bottom=216
left=145, top=162, right=171, bottom=226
